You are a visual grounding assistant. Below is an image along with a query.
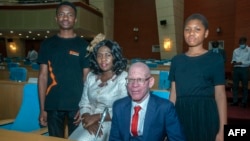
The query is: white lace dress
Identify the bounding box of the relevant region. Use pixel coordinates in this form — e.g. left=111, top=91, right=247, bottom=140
left=69, top=71, right=128, bottom=141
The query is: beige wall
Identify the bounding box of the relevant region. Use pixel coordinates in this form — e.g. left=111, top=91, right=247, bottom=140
left=0, top=9, right=57, bottom=33
left=155, top=0, right=184, bottom=60
left=90, top=0, right=114, bottom=40
left=0, top=3, right=104, bottom=57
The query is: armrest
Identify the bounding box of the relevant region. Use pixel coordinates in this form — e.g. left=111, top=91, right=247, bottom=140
left=31, top=127, right=48, bottom=135
left=0, top=119, right=14, bottom=126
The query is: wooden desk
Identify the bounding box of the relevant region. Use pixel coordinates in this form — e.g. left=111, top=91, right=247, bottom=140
left=0, top=129, right=72, bottom=141
left=0, top=80, right=26, bottom=119
left=152, top=65, right=170, bottom=71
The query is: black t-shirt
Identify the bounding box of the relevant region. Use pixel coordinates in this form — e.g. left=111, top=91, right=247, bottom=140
left=38, top=35, right=89, bottom=111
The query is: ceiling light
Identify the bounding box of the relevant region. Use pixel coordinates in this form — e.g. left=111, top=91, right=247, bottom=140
left=29, top=31, right=32, bottom=33
left=10, top=31, right=14, bottom=33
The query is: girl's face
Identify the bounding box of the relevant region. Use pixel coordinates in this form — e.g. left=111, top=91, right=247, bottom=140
left=184, top=19, right=209, bottom=47
left=96, top=46, right=114, bottom=72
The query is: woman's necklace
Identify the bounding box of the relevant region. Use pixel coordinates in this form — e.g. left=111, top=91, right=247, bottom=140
left=96, top=73, right=116, bottom=94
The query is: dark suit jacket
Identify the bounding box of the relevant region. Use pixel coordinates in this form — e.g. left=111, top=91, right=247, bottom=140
left=109, top=94, right=186, bottom=141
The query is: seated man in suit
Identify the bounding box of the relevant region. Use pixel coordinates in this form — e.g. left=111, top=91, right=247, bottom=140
left=109, top=62, right=185, bottom=141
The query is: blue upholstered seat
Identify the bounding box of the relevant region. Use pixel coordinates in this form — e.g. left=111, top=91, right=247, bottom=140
left=7, top=62, right=19, bottom=70
left=23, top=60, right=32, bottom=65
left=31, top=63, right=40, bottom=70
left=151, top=90, right=170, bottom=99
left=4, top=57, right=12, bottom=63
left=146, top=63, right=158, bottom=68
left=0, top=84, right=47, bottom=134
left=158, top=71, right=170, bottom=90
left=9, top=67, right=27, bottom=82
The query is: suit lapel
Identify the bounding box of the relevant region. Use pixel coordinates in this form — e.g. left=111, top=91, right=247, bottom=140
left=122, top=98, right=133, bottom=140
left=143, top=95, right=156, bottom=139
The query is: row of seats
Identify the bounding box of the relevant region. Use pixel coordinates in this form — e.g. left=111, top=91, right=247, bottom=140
left=151, top=70, right=171, bottom=90
left=2, top=57, right=25, bottom=63
left=5, top=63, right=39, bottom=82
left=0, top=84, right=169, bottom=135
left=6, top=62, right=40, bottom=70
left=130, top=58, right=171, bottom=64
left=9, top=67, right=27, bottom=82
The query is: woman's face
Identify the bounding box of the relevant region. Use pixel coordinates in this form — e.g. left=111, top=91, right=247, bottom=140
left=96, top=46, right=114, bottom=72
left=184, top=19, right=208, bottom=47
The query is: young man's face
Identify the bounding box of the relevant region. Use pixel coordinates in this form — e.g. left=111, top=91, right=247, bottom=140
left=55, top=5, right=77, bottom=30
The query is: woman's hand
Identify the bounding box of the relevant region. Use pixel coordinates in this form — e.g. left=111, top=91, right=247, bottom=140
left=81, top=113, right=103, bottom=137
left=85, top=122, right=103, bottom=137
left=215, top=131, right=223, bottom=141
left=82, top=113, right=100, bottom=128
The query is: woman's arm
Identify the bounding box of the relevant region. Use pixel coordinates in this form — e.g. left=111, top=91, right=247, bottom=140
left=215, top=85, right=227, bottom=141
left=170, top=81, right=177, bottom=104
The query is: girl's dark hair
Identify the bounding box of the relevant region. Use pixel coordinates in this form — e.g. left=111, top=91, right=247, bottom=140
left=184, top=13, right=209, bottom=30
left=89, top=39, right=127, bottom=75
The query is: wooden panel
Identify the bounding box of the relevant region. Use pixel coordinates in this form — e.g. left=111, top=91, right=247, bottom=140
left=114, top=0, right=160, bottom=60
left=0, top=129, right=72, bottom=141
left=0, top=80, right=26, bottom=119
left=151, top=65, right=170, bottom=71
left=151, top=73, right=159, bottom=90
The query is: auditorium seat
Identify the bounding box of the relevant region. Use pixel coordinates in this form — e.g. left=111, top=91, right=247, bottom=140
left=0, top=83, right=48, bottom=135
left=9, top=67, right=27, bottom=82
left=151, top=89, right=170, bottom=99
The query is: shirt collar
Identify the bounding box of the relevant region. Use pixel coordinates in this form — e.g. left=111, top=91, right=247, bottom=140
left=132, top=94, right=150, bottom=110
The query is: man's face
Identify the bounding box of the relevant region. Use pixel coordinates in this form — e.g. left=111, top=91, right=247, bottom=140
left=126, top=65, right=154, bottom=103
left=55, top=5, right=77, bottom=30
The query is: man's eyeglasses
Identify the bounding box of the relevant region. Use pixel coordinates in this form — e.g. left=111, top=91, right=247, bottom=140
left=126, top=77, right=151, bottom=85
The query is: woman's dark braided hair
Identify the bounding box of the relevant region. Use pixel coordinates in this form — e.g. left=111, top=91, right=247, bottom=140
left=89, top=39, right=127, bottom=75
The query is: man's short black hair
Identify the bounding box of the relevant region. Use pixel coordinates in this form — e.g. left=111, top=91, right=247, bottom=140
left=56, top=1, right=77, bottom=15
left=212, top=41, right=219, bottom=47
left=239, top=37, right=247, bottom=45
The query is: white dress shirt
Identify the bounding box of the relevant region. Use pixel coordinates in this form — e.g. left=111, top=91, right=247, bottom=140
left=231, top=46, right=250, bottom=67
left=130, top=94, right=150, bottom=136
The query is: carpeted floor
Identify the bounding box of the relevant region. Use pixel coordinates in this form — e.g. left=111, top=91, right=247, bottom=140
left=226, top=90, right=250, bottom=124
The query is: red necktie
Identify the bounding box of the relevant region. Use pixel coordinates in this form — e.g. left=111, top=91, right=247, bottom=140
left=131, top=106, right=141, bottom=136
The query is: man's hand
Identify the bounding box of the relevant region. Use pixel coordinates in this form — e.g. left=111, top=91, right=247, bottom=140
left=39, top=110, right=47, bottom=126
left=233, top=61, right=242, bottom=65
left=73, top=110, right=81, bottom=125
